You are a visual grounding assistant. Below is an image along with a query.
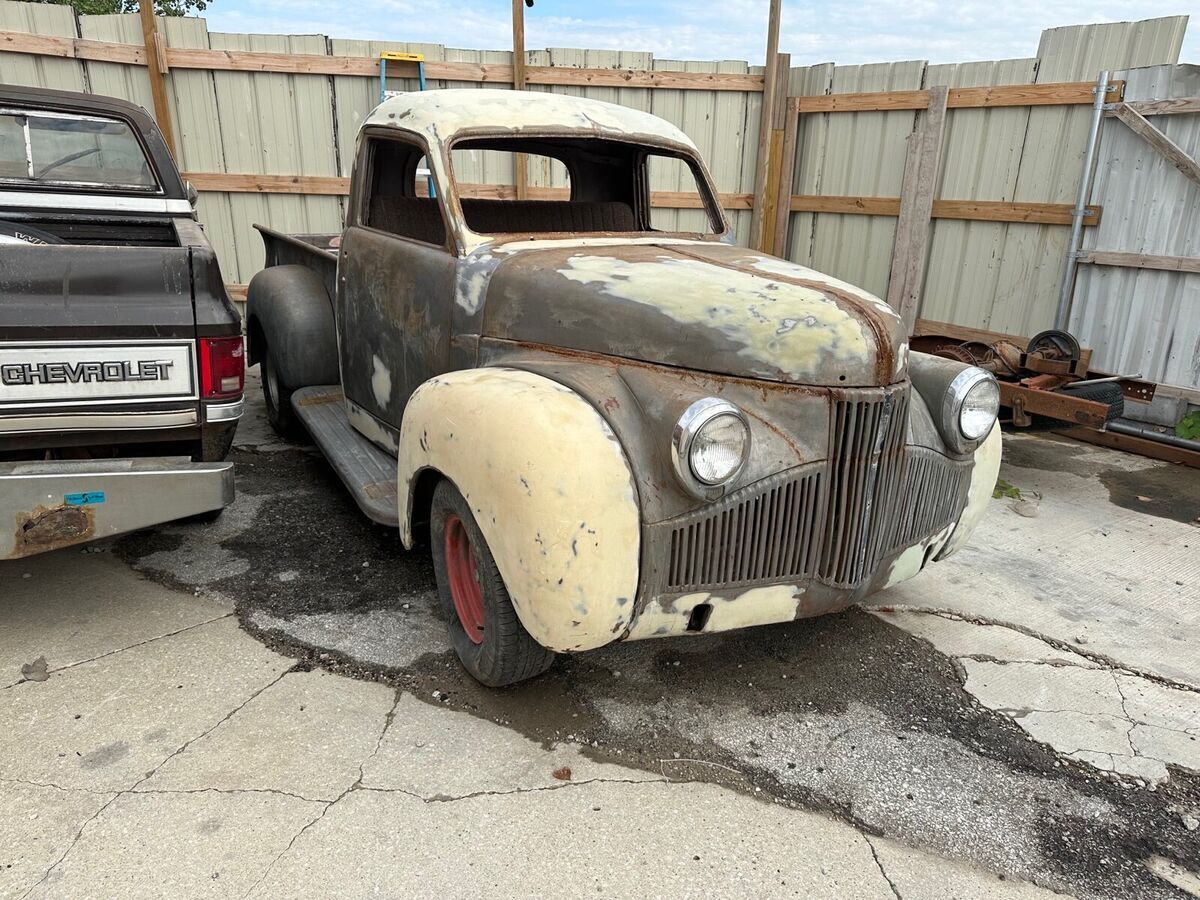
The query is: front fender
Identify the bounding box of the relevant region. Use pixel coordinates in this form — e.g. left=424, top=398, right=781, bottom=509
left=938, top=421, right=1003, bottom=559
left=397, top=368, right=641, bottom=653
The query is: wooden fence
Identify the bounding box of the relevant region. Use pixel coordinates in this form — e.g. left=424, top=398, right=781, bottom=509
left=0, top=3, right=1189, bottom=336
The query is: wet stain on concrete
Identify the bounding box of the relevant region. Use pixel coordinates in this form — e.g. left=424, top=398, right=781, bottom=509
left=115, top=448, right=1200, bottom=900
left=1004, top=434, right=1199, bottom=525
left=80, top=741, right=129, bottom=770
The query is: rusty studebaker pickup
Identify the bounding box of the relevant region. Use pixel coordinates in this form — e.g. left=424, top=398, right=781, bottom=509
left=247, top=89, right=1002, bottom=686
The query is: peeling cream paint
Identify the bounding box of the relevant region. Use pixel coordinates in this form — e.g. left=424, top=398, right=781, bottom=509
left=363, top=89, right=697, bottom=152
left=397, top=368, right=641, bottom=653
left=454, top=248, right=500, bottom=315
left=939, top=423, right=1003, bottom=559
left=883, top=523, right=957, bottom=589
left=627, top=584, right=804, bottom=641
left=347, top=401, right=399, bottom=456
left=370, top=355, right=393, bottom=409
left=749, top=256, right=897, bottom=319
left=556, top=254, right=873, bottom=382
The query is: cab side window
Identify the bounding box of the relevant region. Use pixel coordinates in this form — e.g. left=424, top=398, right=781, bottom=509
left=363, top=137, right=446, bottom=247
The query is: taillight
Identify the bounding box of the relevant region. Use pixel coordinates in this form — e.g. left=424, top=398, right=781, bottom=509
left=199, top=336, right=245, bottom=400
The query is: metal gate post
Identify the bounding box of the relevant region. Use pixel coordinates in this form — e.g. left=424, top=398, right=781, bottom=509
left=1055, top=69, right=1111, bottom=330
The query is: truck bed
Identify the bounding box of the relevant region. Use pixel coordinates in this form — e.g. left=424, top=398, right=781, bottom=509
left=255, top=226, right=340, bottom=305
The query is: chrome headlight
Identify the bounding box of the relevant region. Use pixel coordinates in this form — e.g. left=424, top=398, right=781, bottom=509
left=944, top=367, right=1000, bottom=449
left=672, top=398, right=750, bottom=498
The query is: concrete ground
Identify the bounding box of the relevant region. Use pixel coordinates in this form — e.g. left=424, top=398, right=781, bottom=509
left=2, top=369, right=1198, bottom=899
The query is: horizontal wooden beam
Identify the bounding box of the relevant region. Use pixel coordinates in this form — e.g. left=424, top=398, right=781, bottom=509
left=183, top=171, right=754, bottom=209
left=183, top=173, right=1096, bottom=224
left=789, top=195, right=1099, bottom=226
left=0, top=29, right=761, bottom=91
left=1106, top=97, right=1200, bottom=117
left=185, top=172, right=350, bottom=194
left=1077, top=250, right=1200, bottom=274
left=796, top=81, right=1124, bottom=113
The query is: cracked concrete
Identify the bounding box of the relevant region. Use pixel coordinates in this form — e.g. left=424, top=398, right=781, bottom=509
left=878, top=610, right=1200, bottom=785
left=4, top=386, right=1197, bottom=899
left=1, top=549, right=1057, bottom=900
left=873, top=433, right=1200, bottom=690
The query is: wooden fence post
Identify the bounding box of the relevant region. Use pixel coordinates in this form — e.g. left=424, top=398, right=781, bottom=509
left=886, top=85, right=948, bottom=333
left=511, top=0, right=529, bottom=200
left=770, top=96, right=800, bottom=257
left=138, top=1, right=176, bottom=159
left=749, top=0, right=781, bottom=250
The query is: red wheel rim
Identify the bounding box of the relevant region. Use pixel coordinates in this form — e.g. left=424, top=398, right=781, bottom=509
left=443, top=514, right=485, bottom=645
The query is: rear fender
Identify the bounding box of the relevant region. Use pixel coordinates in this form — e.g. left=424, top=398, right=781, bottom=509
left=245, top=265, right=339, bottom=390
left=398, top=368, right=641, bottom=653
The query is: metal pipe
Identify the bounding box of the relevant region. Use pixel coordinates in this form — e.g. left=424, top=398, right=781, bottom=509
left=1107, top=419, right=1200, bottom=451
left=1059, top=372, right=1141, bottom=388
left=1055, top=69, right=1110, bottom=331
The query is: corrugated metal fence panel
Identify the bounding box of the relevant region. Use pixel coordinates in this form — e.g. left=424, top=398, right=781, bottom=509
left=649, top=57, right=752, bottom=237
left=802, top=61, right=927, bottom=299
left=919, top=58, right=1038, bottom=328
left=783, top=63, right=834, bottom=269
left=0, top=1, right=83, bottom=91
left=160, top=15, right=239, bottom=282
left=204, top=31, right=343, bottom=282
left=1071, top=64, right=1200, bottom=391
left=77, top=14, right=150, bottom=109
left=986, top=17, right=1187, bottom=336
left=328, top=39, right=446, bottom=179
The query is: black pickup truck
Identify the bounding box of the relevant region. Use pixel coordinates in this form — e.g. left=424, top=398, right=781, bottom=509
left=0, top=85, right=243, bottom=558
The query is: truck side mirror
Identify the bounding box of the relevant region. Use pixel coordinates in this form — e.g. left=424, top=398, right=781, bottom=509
left=185, top=180, right=199, bottom=209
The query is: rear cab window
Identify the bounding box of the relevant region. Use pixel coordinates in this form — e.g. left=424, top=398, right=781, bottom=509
left=0, top=108, right=158, bottom=192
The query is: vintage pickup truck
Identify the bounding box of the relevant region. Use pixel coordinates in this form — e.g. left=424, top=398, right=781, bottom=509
left=0, top=85, right=243, bottom=558
left=248, top=89, right=1002, bottom=686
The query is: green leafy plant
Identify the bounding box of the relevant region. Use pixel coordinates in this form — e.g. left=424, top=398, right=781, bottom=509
left=992, top=478, right=1023, bottom=500
left=1176, top=410, right=1200, bottom=442
left=32, top=0, right=208, bottom=15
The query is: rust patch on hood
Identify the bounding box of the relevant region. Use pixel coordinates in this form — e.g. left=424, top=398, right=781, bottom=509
left=12, top=504, right=95, bottom=558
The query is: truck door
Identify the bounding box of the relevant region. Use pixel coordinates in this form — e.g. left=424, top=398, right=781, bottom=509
left=337, top=133, right=456, bottom=438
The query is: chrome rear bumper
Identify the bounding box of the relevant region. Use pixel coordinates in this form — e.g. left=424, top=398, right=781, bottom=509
left=1, top=457, right=233, bottom=559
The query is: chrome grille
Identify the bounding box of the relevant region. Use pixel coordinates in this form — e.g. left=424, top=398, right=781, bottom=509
left=656, top=385, right=972, bottom=595
left=666, top=468, right=822, bottom=590
left=884, top=447, right=972, bottom=551
left=818, top=388, right=909, bottom=586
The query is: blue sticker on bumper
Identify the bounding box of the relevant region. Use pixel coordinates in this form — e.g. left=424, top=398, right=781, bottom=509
left=65, top=491, right=105, bottom=506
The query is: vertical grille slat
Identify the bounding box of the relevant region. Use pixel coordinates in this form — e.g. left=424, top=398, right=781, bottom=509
left=661, top=385, right=971, bottom=593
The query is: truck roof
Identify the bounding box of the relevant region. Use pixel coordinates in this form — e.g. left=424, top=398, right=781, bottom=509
left=363, top=88, right=698, bottom=151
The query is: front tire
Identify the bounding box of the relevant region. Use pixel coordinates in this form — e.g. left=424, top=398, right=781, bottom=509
left=429, top=480, right=555, bottom=687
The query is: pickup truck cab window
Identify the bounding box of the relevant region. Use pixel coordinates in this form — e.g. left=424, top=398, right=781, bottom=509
left=362, top=136, right=448, bottom=247
left=445, top=135, right=725, bottom=238
left=646, top=151, right=718, bottom=234
left=0, top=108, right=157, bottom=192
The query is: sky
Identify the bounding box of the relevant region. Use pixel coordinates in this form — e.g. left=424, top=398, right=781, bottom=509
left=202, top=0, right=1197, bottom=67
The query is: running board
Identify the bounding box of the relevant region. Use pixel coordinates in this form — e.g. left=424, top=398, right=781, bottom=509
left=291, top=386, right=400, bottom=527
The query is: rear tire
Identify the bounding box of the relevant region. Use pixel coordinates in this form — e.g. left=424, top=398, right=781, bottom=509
left=260, top=343, right=304, bottom=440
left=429, top=480, right=556, bottom=687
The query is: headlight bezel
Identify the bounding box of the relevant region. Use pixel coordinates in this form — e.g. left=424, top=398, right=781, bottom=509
left=671, top=397, right=751, bottom=499
left=942, top=366, right=1000, bottom=452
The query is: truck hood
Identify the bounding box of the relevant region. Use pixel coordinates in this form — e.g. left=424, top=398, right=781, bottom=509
left=480, top=243, right=907, bottom=386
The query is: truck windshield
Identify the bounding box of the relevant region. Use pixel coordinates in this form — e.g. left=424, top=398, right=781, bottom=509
left=0, top=108, right=157, bottom=192
left=447, top=136, right=724, bottom=237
